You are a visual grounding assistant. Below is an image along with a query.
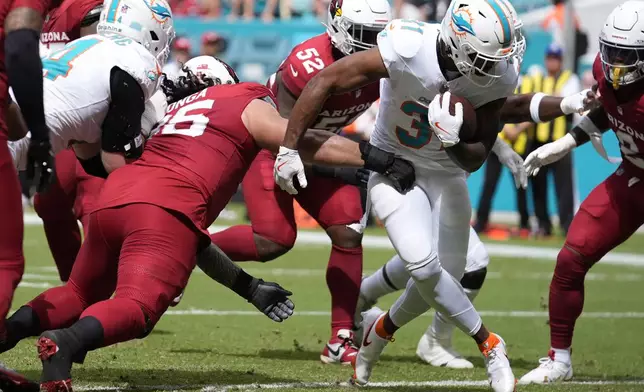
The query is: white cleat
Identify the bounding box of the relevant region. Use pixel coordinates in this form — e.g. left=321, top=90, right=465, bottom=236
left=481, top=334, right=516, bottom=392
left=351, top=307, right=392, bottom=386
left=519, top=352, right=573, bottom=384
left=416, top=333, right=474, bottom=369
left=352, top=292, right=376, bottom=347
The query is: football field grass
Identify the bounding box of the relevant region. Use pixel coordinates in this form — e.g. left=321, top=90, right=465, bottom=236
left=4, top=219, right=644, bottom=392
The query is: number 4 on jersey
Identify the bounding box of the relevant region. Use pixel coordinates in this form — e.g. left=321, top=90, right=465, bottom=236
left=43, top=38, right=101, bottom=81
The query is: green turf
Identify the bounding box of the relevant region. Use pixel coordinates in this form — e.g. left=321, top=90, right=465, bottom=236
left=4, top=224, right=644, bottom=391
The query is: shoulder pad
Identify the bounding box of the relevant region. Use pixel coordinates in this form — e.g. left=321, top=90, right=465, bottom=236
left=378, top=20, right=425, bottom=60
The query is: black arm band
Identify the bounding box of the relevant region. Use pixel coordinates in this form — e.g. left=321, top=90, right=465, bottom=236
left=80, top=5, right=103, bottom=27
left=101, top=67, right=145, bottom=159
left=359, top=141, right=394, bottom=173
left=5, top=29, right=48, bottom=142
left=569, top=127, right=591, bottom=146
left=78, top=154, right=109, bottom=178
left=231, top=270, right=256, bottom=301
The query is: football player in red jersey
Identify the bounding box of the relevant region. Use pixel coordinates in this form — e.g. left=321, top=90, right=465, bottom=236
left=209, top=0, right=391, bottom=365
left=31, top=0, right=103, bottom=282
left=0, top=0, right=57, bottom=388
left=519, top=1, right=644, bottom=384
left=0, top=58, right=414, bottom=391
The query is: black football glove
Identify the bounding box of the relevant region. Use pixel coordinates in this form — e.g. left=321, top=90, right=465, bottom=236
left=359, top=141, right=415, bottom=193
left=26, top=138, right=55, bottom=195
left=248, top=278, right=295, bottom=322
left=311, top=165, right=371, bottom=189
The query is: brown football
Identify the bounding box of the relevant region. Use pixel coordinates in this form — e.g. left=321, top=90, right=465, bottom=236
left=440, top=93, right=478, bottom=142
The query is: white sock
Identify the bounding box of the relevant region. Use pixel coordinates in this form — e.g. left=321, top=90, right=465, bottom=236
left=361, top=254, right=409, bottom=301
left=551, top=347, right=572, bottom=365
left=389, top=279, right=431, bottom=328
left=429, top=288, right=480, bottom=342
left=413, top=268, right=482, bottom=336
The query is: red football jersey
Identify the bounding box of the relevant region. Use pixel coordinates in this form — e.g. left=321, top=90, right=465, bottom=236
left=269, top=34, right=380, bottom=132
left=0, top=0, right=57, bottom=137
left=41, top=0, right=102, bottom=52
left=97, top=83, right=272, bottom=237
left=593, top=54, right=644, bottom=171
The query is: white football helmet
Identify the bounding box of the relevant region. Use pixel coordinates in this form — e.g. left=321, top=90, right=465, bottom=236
left=440, top=0, right=518, bottom=86
left=97, top=0, right=175, bottom=66
left=326, top=0, right=392, bottom=56
left=183, top=56, right=239, bottom=85
left=600, top=1, right=644, bottom=88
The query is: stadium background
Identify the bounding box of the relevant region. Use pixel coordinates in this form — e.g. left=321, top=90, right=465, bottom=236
left=168, top=0, right=623, bottom=218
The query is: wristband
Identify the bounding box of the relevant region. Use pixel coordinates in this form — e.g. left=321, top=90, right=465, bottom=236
left=530, top=93, right=545, bottom=123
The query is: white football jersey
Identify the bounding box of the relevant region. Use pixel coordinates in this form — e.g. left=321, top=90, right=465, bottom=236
left=40, top=33, right=160, bottom=154
left=370, top=20, right=518, bottom=173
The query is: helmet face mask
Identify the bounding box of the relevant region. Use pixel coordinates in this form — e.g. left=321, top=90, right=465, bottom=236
left=600, top=1, right=644, bottom=88
left=326, top=0, right=391, bottom=56
left=440, top=0, right=519, bottom=87
left=97, top=0, right=175, bottom=66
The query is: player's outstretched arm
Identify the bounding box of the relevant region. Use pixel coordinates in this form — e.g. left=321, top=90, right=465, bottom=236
left=196, top=243, right=295, bottom=322
left=500, top=88, right=598, bottom=124
left=244, top=98, right=415, bottom=193
left=282, top=47, right=389, bottom=150
left=524, top=107, right=610, bottom=176
left=6, top=1, right=55, bottom=192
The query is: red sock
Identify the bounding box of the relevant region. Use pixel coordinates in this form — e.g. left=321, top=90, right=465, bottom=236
left=34, top=193, right=80, bottom=282
left=549, top=246, right=590, bottom=349
left=80, top=298, right=146, bottom=347
left=209, top=226, right=259, bottom=261
left=327, top=245, right=362, bottom=335
left=27, top=283, right=88, bottom=331
left=0, top=150, right=25, bottom=334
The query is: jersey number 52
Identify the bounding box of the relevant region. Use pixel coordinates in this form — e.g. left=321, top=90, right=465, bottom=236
left=296, top=48, right=325, bottom=74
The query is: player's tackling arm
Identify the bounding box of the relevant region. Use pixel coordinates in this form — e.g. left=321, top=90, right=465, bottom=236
left=281, top=47, right=389, bottom=149
left=500, top=87, right=598, bottom=124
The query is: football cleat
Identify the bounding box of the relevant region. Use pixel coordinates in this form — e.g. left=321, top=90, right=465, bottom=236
left=519, top=350, right=573, bottom=384
left=480, top=333, right=516, bottom=392
left=170, top=291, right=184, bottom=307
left=37, top=331, right=74, bottom=392
left=352, top=290, right=377, bottom=347
left=0, top=362, right=38, bottom=392
left=351, top=307, right=393, bottom=386
left=320, top=329, right=359, bottom=366
left=416, top=332, right=474, bottom=369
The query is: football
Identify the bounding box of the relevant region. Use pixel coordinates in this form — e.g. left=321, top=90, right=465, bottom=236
left=441, top=93, right=478, bottom=142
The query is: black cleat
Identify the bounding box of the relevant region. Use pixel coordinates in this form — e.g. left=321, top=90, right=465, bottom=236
left=37, top=331, right=73, bottom=392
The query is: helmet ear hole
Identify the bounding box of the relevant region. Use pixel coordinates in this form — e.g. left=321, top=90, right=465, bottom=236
left=150, top=31, right=159, bottom=41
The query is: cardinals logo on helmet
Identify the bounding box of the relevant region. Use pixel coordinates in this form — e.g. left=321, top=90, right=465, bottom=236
left=330, top=0, right=343, bottom=18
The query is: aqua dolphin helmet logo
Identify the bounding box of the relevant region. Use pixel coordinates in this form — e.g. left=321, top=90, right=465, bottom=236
left=451, top=7, right=475, bottom=36
left=143, top=0, right=172, bottom=23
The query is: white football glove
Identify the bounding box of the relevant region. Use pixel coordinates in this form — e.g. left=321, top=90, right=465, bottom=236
left=524, top=133, right=577, bottom=176
left=428, top=92, right=462, bottom=148
left=274, top=146, right=307, bottom=195
left=560, top=88, right=600, bottom=115
left=492, top=137, right=527, bottom=189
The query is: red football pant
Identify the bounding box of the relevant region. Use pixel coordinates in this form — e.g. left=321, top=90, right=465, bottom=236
left=34, top=150, right=105, bottom=281
left=28, top=203, right=199, bottom=346
left=210, top=150, right=364, bottom=334
left=0, top=140, right=24, bottom=335
left=549, top=165, right=644, bottom=349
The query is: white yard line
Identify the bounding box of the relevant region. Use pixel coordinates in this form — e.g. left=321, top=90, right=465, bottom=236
left=161, top=308, right=644, bottom=319
left=22, top=213, right=644, bottom=267
left=73, top=379, right=644, bottom=391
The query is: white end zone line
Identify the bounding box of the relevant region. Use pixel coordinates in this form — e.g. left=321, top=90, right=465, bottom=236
left=74, top=379, right=644, bottom=391
left=22, top=214, right=644, bottom=267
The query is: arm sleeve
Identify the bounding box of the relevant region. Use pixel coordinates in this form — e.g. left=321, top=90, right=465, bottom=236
left=101, top=67, right=146, bottom=158
left=5, top=29, right=48, bottom=141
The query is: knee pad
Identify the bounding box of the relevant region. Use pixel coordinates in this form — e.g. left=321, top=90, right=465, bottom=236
left=405, top=254, right=442, bottom=282
left=460, top=267, right=487, bottom=291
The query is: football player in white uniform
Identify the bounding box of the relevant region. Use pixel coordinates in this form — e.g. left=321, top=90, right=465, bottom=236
left=8, top=0, right=174, bottom=176
left=275, top=0, right=522, bottom=390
